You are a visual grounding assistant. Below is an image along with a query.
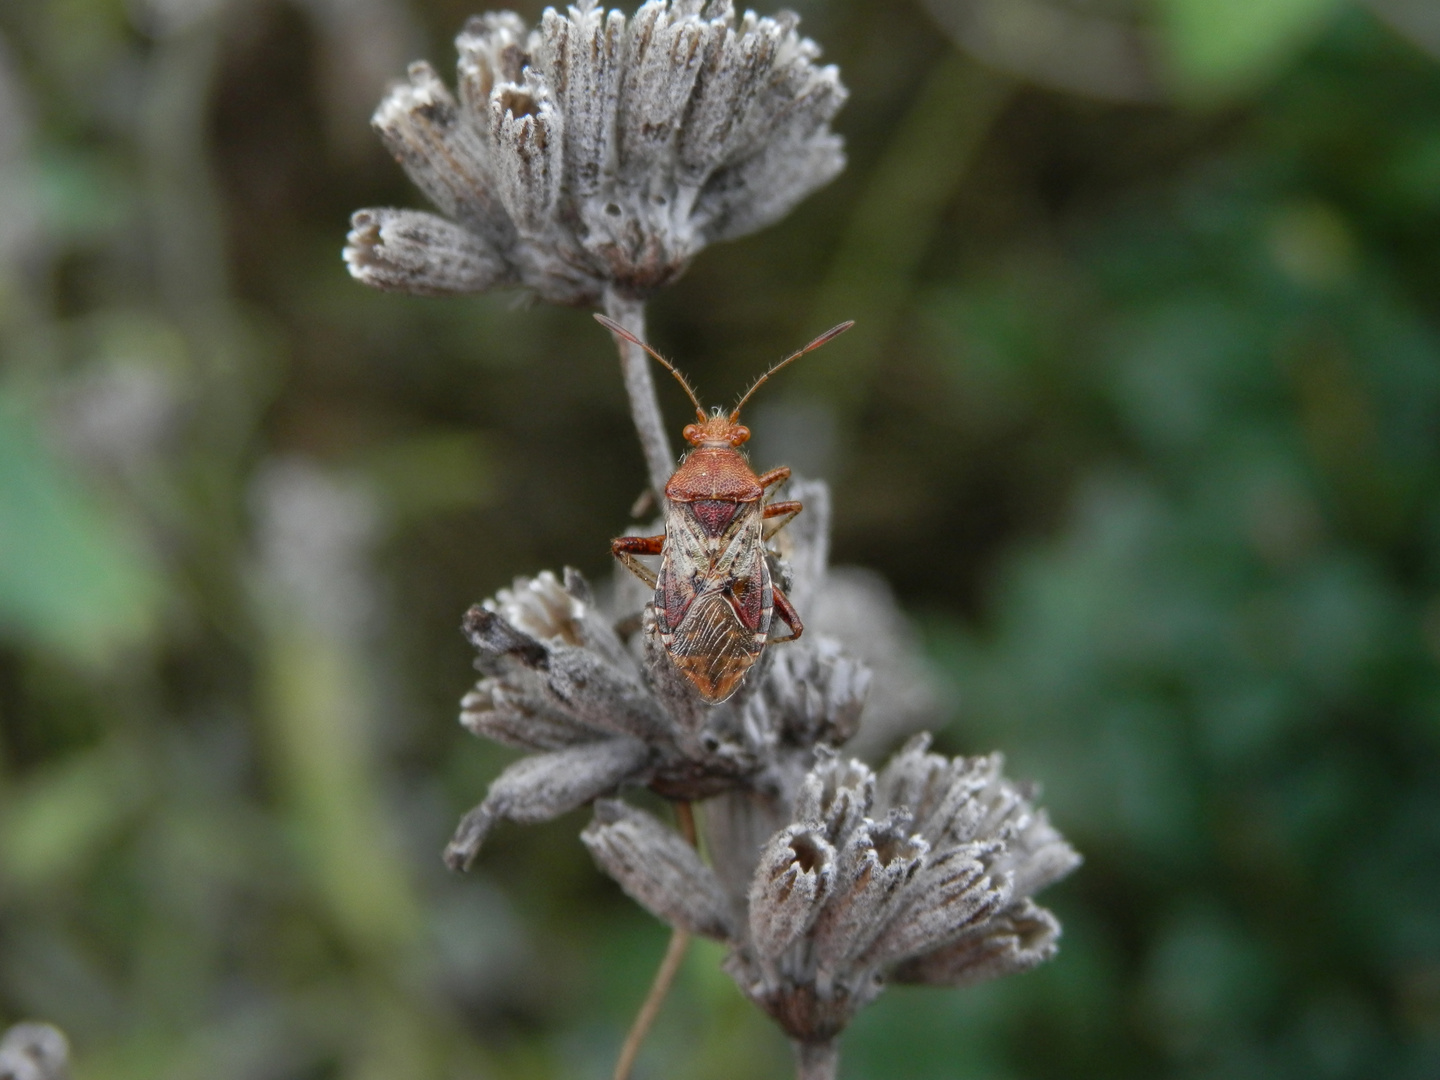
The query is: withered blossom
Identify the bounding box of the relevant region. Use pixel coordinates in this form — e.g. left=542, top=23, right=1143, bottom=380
left=445, top=479, right=873, bottom=869
left=0, top=1023, right=70, bottom=1080
left=583, top=740, right=1080, bottom=1070
left=346, top=8, right=1081, bottom=1075
left=345, top=0, right=847, bottom=306
left=443, top=465, right=1076, bottom=1078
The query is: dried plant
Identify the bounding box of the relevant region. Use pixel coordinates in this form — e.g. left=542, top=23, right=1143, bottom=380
left=443, top=472, right=1080, bottom=1079
left=0, top=1024, right=69, bottom=1080
left=447, top=478, right=876, bottom=870
left=345, top=0, right=845, bottom=306
left=345, top=0, right=848, bottom=492
left=585, top=741, right=1080, bottom=1076
left=344, top=5, right=1079, bottom=1078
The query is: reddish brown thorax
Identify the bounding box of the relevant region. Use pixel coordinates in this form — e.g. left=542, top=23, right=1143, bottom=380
left=665, top=414, right=764, bottom=505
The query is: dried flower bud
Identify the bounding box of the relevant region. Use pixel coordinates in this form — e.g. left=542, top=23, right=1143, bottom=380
left=809, top=812, right=927, bottom=975
left=445, top=737, right=653, bottom=869
left=347, top=1, right=847, bottom=305
left=748, top=824, right=836, bottom=961
left=876, top=735, right=1082, bottom=900
left=582, top=800, right=737, bottom=939
left=0, top=1024, right=70, bottom=1080
left=344, top=208, right=509, bottom=295
left=723, top=746, right=1079, bottom=1044
left=891, top=897, right=1062, bottom=988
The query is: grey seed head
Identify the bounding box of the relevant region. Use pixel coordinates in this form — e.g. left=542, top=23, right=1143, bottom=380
left=856, top=841, right=1012, bottom=968
left=446, top=736, right=652, bottom=870
left=0, top=1024, right=70, bottom=1080
left=582, top=799, right=737, bottom=940
left=874, top=741, right=1083, bottom=897
left=348, top=2, right=847, bottom=304
left=748, top=823, right=837, bottom=962
left=725, top=743, right=1078, bottom=1041
left=465, top=600, right=670, bottom=742
left=810, top=813, right=928, bottom=974
left=891, top=898, right=1064, bottom=988
left=344, top=208, right=512, bottom=295
left=793, top=750, right=874, bottom=841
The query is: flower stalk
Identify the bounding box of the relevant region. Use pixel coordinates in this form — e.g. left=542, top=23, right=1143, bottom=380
left=602, top=289, right=673, bottom=497
left=344, top=6, right=1080, bottom=1078
left=791, top=1038, right=839, bottom=1080
left=612, top=800, right=697, bottom=1080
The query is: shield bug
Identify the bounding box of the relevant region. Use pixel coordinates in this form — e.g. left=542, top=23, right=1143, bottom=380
left=595, top=314, right=854, bottom=704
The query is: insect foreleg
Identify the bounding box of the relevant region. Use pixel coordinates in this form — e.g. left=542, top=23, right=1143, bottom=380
left=757, top=466, right=791, bottom=490
left=762, top=499, right=802, bottom=540
left=770, top=584, right=804, bottom=642
left=611, top=534, right=664, bottom=588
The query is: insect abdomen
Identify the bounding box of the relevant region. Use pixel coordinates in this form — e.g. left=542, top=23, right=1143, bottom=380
left=661, top=573, right=773, bottom=702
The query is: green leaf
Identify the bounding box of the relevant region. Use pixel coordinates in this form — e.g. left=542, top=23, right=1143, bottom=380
left=0, top=741, right=147, bottom=891
left=1155, top=0, right=1348, bottom=100
left=0, top=390, right=160, bottom=661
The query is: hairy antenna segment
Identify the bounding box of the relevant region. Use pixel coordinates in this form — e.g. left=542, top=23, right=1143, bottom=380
left=596, top=313, right=707, bottom=420
left=731, top=320, right=855, bottom=420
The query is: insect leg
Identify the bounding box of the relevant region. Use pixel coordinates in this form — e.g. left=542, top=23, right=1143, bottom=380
left=757, top=466, right=791, bottom=490
left=769, top=584, right=804, bottom=642
left=762, top=499, right=803, bottom=540
left=611, top=534, right=664, bottom=588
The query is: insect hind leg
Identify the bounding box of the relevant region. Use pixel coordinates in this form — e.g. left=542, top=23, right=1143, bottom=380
left=762, top=499, right=802, bottom=540
left=769, top=584, right=803, bottom=642
left=611, top=534, right=664, bottom=588
left=757, top=466, right=791, bottom=490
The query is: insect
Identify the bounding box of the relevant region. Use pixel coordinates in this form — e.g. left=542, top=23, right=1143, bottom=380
left=595, top=313, right=854, bottom=703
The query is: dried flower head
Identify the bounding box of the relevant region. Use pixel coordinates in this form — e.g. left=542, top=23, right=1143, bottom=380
left=445, top=480, right=873, bottom=869
left=582, top=738, right=1080, bottom=1050
left=345, top=0, right=847, bottom=304
left=0, top=1023, right=70, bottom=1080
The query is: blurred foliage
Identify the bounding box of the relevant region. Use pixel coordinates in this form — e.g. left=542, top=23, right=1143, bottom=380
left=1157, top=0, right=1347, bottom=97
left=0, top=389, right=159, bottom=661
left=1, top=1, right=1439, bottom=1079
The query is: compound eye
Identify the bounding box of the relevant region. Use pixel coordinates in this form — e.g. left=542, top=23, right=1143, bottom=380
left=730, top=426, right=750, bottom=446
left=682, top=424, right=701, bottom=444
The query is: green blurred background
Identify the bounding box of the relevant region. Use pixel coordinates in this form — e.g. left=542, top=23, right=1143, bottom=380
left=2, top=0, right=1440, bottom=1077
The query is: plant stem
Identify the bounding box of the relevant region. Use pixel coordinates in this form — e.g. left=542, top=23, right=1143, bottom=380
left=791, top=1038, right=839, bottom=1080
left=602, top=290, right=675, bottom=498
left=611, top=802, right=697, bottom=1080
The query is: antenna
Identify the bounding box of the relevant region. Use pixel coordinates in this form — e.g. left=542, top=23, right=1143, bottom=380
left=729, top=320, right=854, bottom=420
left=594, top=313, right=706, bottom=420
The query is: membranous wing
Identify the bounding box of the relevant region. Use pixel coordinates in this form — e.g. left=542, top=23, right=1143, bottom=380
left=655, top=498, right=773, bottom=702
